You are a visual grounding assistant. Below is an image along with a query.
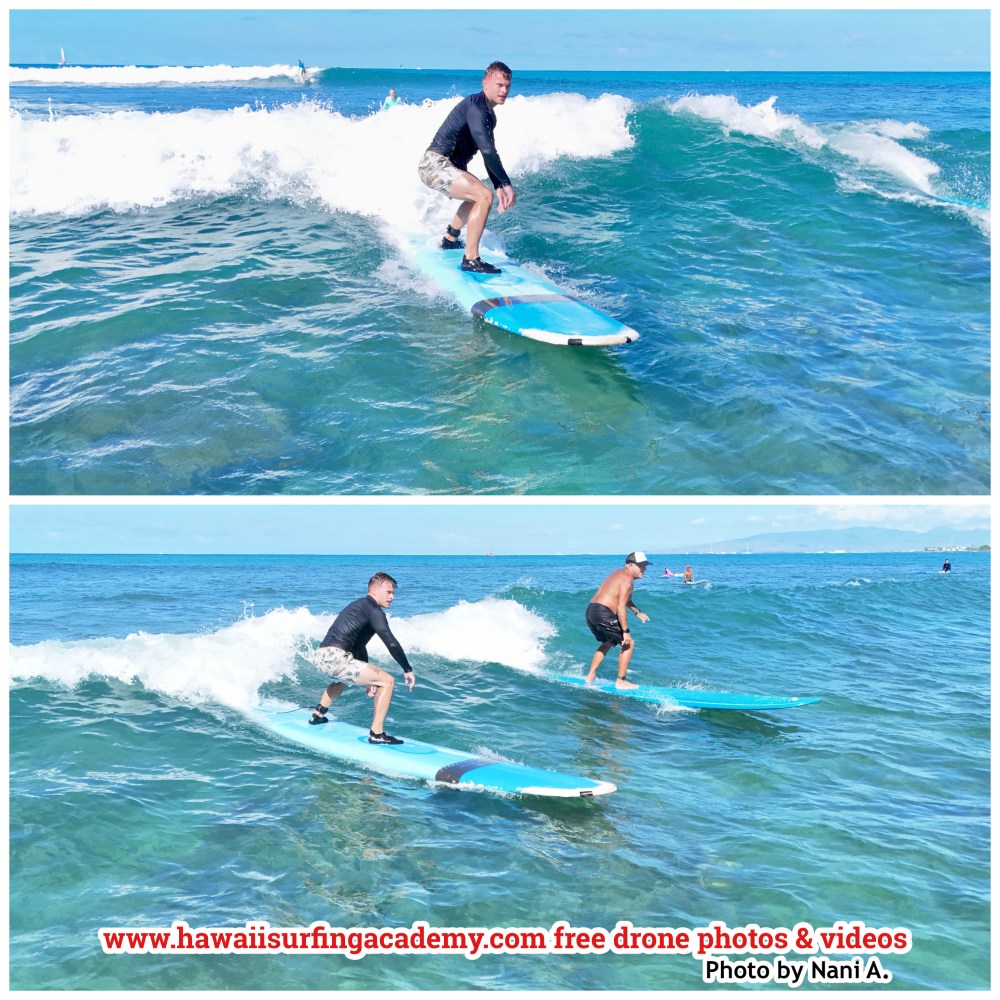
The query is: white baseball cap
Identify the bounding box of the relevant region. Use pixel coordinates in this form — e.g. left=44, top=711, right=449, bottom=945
left=626, top=551, right=651, bottom=566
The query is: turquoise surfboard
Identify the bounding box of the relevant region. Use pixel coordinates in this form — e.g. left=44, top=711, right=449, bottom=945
left=552, top=675, right=820, bottom=712
left=407, top=236, right=639, bottom=347
left=252, top=706, right=616, bottom=798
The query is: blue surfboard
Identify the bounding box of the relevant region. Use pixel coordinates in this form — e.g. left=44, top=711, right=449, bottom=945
left=552, top=675, right=819, bottom=712
left=407, top=236, right=639, bottom=347
left=252, top=706, right=616, bottom=798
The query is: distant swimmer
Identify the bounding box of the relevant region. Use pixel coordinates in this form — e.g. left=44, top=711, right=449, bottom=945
left=584, top=552, right=652, bottom=689
left=663, top=567, right=675, bottom=577
left=417, top=60, right=517, bottom=274
left=942, top=558, right=952, bottom=573
left=309, top=572, right=416, bottom=744
left=382, top=88, right=404, bottom=109
left=683, top=566, right=694, bottom=584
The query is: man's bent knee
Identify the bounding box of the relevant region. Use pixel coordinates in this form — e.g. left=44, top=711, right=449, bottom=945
left=373, top=669, right=395, bottom=690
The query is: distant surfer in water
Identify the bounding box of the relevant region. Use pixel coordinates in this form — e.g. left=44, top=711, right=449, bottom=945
left=297, top=60, right=309, bottom=84
left=584, top=552, right=651, bottom=689
left=309, top=572, right=416, bottom=744
left=942, top=558, right=952, bottom=573
left=683, top=566, right=694, bottom=584
left=382, top=88, right=403, bottom=109
left=417, top=61, right=517, bottom=275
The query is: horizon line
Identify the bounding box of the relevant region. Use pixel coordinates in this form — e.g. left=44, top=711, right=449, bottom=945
left=10, top=548, right=989, bottom=557
left=9, top=63, right=991, bottom=74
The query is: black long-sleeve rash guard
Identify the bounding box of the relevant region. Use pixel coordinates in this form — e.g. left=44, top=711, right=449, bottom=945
left=427, top=90, right=512, bottom=190
left=320, top=595, right=413, bottom=673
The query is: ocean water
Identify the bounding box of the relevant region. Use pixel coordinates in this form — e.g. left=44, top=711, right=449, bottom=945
left=8, top=66, right=990, bottom=495
left=9, top=550, right=990, bottom=990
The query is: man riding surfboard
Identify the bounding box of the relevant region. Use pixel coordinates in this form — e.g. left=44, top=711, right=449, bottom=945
left=585, top=552, right=652, bottom=689
left=417, top=61, right=517, bottom=275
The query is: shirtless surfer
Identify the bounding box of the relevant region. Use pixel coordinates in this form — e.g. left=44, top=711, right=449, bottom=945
left=309, top=572, right=416, bottom=744
left=584, top=552, right=651, bottom=689
left=417, top=61, right=517, bottom=274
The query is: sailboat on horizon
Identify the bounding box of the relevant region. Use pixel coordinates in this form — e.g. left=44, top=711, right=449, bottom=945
left=58, top=47, right=66, bottom=66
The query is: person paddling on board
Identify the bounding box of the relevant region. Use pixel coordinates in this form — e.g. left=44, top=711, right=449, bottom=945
left=683, top=566, right=694, bottom=584
left=942, top=558, right=952, bottom=573
left=584, top=552, right=651, bottom=689
left=382, top=87, right=403, bottom=109
left=309, top=572, right=416, bottom=744
left=417, top=60, right=517, bottom=275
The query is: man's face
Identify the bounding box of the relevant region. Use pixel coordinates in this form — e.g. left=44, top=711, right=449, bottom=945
left=370, top=579, right=396, bottom=608
left=482, top=71, right=512, bottom=106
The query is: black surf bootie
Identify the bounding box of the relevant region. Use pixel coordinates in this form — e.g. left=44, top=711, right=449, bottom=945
left=441, top=225, right=464, bottom=250
left=368, top=730, right=404, bottom=745
left=461, top=256, right=501, bottom=274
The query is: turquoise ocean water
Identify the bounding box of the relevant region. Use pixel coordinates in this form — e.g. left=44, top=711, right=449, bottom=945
left=9, top=66, right=990, bottom=495
left=9, top=550, right=989, bottom=989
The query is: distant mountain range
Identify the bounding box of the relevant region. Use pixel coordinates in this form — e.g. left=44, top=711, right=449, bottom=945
left=686, top=526, right=990, bottom=554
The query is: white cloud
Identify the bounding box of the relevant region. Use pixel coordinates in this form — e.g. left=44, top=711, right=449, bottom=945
left=815, top=504, right=990, bottom=531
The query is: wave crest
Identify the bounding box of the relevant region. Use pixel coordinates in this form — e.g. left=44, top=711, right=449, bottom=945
left=10, top=92, right=635, bottom=230
left=8, top=599, right=556, bottom=705
left=669, top=92, right=987, bottom=232
left=10, top=63, right=315, bottom=86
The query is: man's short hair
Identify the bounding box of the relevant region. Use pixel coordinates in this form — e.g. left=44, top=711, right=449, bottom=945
left=484, top=61, right=512, bottom=80
left=369, top=571, right=398, bottom=590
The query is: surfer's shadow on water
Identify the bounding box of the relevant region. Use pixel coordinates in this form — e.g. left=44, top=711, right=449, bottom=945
left=690, top=708, right=810, bottom=744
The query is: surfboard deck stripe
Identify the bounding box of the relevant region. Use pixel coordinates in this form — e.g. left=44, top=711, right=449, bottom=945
left=471, top=293, right=574, bottom=318
left=551, top=674, right=820, bottom=712
left=433, top=757, right=495, bottom=784
left=251, top=707, right=616, bottom=798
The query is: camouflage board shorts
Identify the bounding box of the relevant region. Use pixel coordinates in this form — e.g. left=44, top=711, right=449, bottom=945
left=418, top=149, right=464, bottom=196
left=313, top=646, right=366, bottom=683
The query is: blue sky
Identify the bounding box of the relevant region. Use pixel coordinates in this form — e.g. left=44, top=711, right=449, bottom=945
left=9, top=502, right=990, bottom=555
left=8, top=7, right=990, bottom=71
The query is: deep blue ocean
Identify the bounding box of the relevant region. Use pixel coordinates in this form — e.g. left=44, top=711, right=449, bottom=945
left=8, top=550, right=989, bottom=990
left=9, top=66, right=990, bottom=494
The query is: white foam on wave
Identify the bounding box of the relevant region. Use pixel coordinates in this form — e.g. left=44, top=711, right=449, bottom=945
left=10, top=63, right=315, bottom=85
left=389, top=597, right=554, bottom=672
left=9, top=92, right=635, bottom=234
left=9, top=607, right=320, bottom=708
left=669, top=93, right=987, bottom=233
left=8, top=598, right=556, bottom=706
left=672, top=93, right=827, bottom=149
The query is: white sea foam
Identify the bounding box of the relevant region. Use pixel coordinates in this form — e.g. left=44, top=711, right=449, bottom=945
left=10, top=63, right=315, bottom=85
left=668, top=93, right=987, bottom=233
left=9, top=92, right=635, bottom=234
left=389, top=598, right=554, bottom=671
left=8, top=599, right=556, bottom=706
left=9, top=607, right=320, bottom=708
left=671, top=94, right=827, bottom=148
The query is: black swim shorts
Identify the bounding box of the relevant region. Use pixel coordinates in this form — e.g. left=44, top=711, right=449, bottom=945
left=586, top=602, right=624, bottom=645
